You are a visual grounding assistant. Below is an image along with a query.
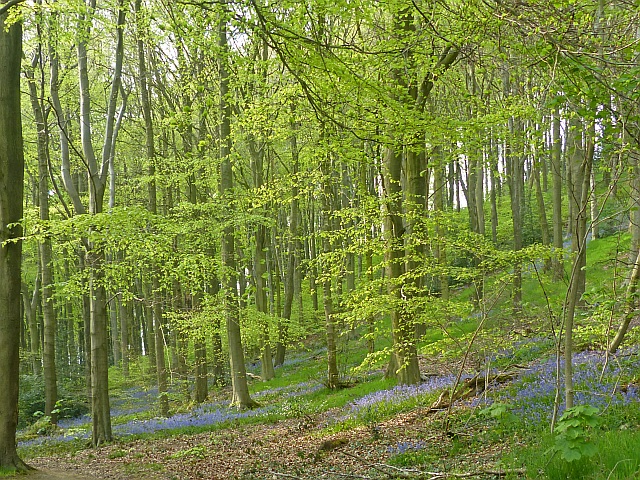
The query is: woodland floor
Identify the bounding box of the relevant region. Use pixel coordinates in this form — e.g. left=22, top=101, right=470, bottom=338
left=14, top=404, right=513, bottom=480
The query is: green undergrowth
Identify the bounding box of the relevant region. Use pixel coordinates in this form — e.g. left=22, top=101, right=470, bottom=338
left=505, top=403, right=640, bottom=479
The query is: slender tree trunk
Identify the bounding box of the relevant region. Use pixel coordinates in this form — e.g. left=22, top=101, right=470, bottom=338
left=194, top=336, right=208, bottom=403
left=551, top=108, right=564, bottom=280
left=342, top=164, right=356, bottom=296
left=506, top=116, right=524, bottom=312
left=152, top=279, right=170, bottom=416
left=249, top=132, right=275, bottom=381
left=26, top=15, right=58, bottom=419
left=23, top=277, right=41, bottom=375
left=219, top=10, right=256, bottom=408
left=109, top=297, right=120, bottom=366
left=209, top=278, right=225, bottom=387
left=630, top=155, right=640, bottom=271
left=138, top=278, right=156, bottom=369
left=533, top=161, right=552, bottom=272
left=277, top=119, right=301, bottom=367
left=476, top=155, right=485, bottom=235
left=118, top=294, right=129, bottom=378
left=490, top=138, right=499, bottom=245
left=433, top=158, right=449, bottom=301
left=321, top=156, right=340, bottom=389
left=564, top=115, right=592, bottom=410
left=308, top=204, right=319, bottom=312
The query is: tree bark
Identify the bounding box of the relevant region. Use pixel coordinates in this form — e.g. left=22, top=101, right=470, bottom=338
left=277, top=117, right=301, bottom=367
left=321, top=156, right=340, bottom=389
left=551, top=108, right=564, bottom=280
left=382, top=144, right=421, bottom=385
left=564, top=115, right=592, bottom=410
left=118, top=294, right=129, bottom=378
left=33, top=70, right=58, bottom=422
left=0, top=5, right=30, bottom=468
left=26, top=6, right=57, bottom=407
left=22, top=277, right=41, bottom=375
left=249, top=134, right=275, bottom=381
left=533, top=159, right=551, bottom=272
left=219, top=8, right=257, bottom=408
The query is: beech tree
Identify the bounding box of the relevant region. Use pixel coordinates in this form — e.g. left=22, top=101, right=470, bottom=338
left=219, top=3, right=257, bottom=408
left=0, top=0, right=30, bottom=470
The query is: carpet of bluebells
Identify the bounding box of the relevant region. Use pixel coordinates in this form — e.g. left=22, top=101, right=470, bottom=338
left=18, top=346, right=640, bottom=450
left=18, top=379, right=323, bottom=448
left=481, top=349, right=640, bottom=423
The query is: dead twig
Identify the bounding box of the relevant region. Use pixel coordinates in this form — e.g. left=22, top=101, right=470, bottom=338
left=339, top=450, right=424, bottom=478
left=420, top=469, right=527, bottom=479
left=339, top=450, right=525, bottom=479
left=268, top=471, right=304, bottom=479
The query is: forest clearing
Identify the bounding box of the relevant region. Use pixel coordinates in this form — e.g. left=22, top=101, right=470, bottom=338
left=2, top=0, right=640, bottom=479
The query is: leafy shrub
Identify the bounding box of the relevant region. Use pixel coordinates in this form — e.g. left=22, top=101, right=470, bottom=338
left=18, top=375, right=89, bottom=428
left=19, top=375, right=45, bottom=428
left=552, top=405, right=600, bottom=462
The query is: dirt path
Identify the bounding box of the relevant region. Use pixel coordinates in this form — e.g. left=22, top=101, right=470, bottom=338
left=6, top=470, right=89, bottom=479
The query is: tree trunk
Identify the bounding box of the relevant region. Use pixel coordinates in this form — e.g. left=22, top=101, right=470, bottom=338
left=321, top=156, right=340, bottom=389
left=118, top=294, right=129, bottom=378
left=22, top=277, right=41, bottom=375
left=308, top=204, right=319, bottom=311
left=26, top=26, right=58, bottom=418
left=0, top=6, right=30, bottom=468
left=219, top=10, right=257, bottom=408
left=152, top=279, right=170, bottom=416
left=433, top=158, right=449, bottom=301
left=277, top=119, right=301, bottom=367
left=533, top=161, right=552, bottom=272
left=564, top=115, right=592, bottom=410
left=88, top=251, right=112, bottom=445
left=551, top=108, right=564, bottom=281
left=109, top=297, right=120, bottom=366
left=139, top=278, right=156, bottom=369
left=209, top=278, right=225, bottom=387
left=506, top=115, right=524, bottom=312
left=475, top=156, right=485, bottom=236
left=249, top=132, right=275, bottom=381
left=383, top=144, right=421, bottom=385
left=630, top=155, right=640, bottom=273
left=489, top=139, right=499, bottom=245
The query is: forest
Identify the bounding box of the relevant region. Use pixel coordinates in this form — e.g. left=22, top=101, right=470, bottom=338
left=1, top=0, right=640, bottom=478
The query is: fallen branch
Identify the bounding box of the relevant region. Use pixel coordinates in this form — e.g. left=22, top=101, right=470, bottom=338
left=430, top=371, right=519, bottom=411
left=419, top=468, right=527, bottom=479
left=339, top=441, right=525, bottom=479
left=339, top=450, right=422, bottom=478
left=269, top=472, right=303, bottom=479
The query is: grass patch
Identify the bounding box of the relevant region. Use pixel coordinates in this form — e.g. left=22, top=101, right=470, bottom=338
left=510, top=426, right=640, bottom=479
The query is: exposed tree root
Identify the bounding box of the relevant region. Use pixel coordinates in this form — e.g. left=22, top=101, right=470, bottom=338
left=0, top=455, right=34, bottom=473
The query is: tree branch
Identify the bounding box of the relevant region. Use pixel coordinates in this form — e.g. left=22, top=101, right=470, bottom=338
left=0, top=0, right=25, bottom=17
